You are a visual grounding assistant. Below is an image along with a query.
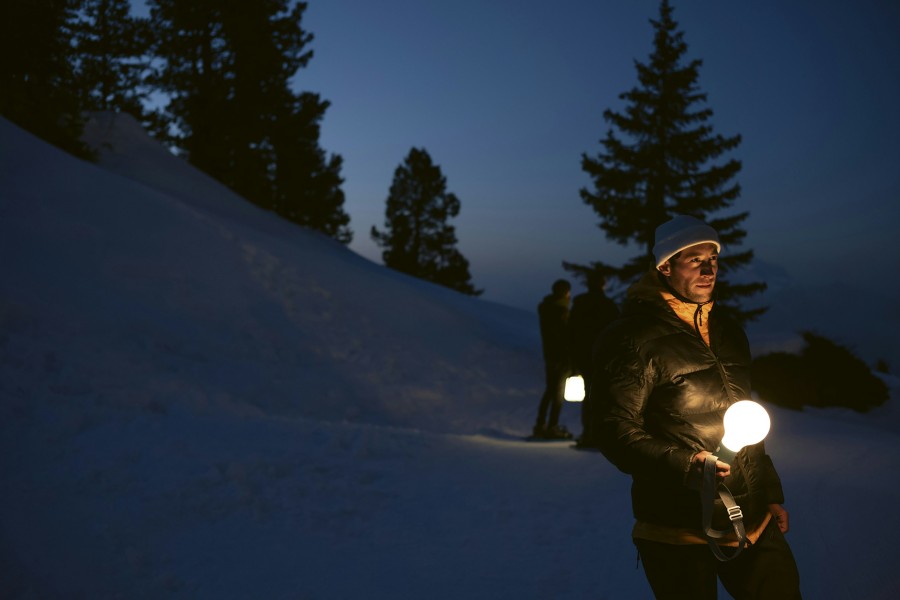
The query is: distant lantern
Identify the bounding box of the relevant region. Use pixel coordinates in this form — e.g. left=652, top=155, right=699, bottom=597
left=564, top=375, right=585, bottom=402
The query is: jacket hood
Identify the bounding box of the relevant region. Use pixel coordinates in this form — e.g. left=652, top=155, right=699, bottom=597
left=622, top=269, right=672, bottom=314
left=627, top=269, right=667, bottom=299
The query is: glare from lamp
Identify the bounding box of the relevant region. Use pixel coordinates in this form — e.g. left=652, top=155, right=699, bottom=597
left=564, top=375, right=585, bottom=402
left=721, top=400, right=771, bottom=452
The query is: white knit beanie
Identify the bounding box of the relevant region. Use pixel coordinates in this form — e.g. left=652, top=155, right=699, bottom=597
left=652, top=215, right=721, bottom=268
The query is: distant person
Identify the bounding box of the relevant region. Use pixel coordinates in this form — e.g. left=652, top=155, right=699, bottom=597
left=532, top=279, right=574, bottom=440
left=590, top=215, right=800, bottom=598
left=569, top=270, right=619, bottom=449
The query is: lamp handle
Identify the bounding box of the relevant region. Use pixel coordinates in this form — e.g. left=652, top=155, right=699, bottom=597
left=701, top=454, right=748, bottom=562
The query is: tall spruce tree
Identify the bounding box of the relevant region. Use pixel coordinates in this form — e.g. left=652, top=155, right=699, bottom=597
left=73, top=0, right=150, bottom=117
left=146, top=0, right=351, bottom=243
left=271, top=91, right=352, bottom=244
left=372, top=148, right=482, bottom=296
left=147, top=0, right=237, bottom=177
left=0, top=0, right=93, bottom=159
left=576, top=0, right=765, bottom=322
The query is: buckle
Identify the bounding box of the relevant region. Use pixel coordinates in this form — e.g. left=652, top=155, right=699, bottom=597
left=727, top=505, right=743, bottom=522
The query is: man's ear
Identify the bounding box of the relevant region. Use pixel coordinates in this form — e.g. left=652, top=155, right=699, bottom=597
left=658, top=261, right=671, bottom=276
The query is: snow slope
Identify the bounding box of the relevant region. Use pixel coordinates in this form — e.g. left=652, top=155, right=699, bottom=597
left=1, top=114, right=899, bottom=598
left=6, top=113, right=547, bottom=437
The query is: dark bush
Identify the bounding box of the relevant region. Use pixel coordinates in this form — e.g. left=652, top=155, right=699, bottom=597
left=751, top=331, right=889, bottom=412
left=751, top=352, right=811, bottom=411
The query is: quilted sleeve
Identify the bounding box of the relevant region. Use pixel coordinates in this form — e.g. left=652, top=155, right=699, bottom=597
left=591, top=330, right=694, bottom=484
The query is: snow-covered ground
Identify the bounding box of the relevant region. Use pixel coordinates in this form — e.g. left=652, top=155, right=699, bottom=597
left=1, top=114, right=898, bottom=598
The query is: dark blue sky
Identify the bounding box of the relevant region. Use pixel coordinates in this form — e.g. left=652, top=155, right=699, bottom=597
left=138, top=1, right=900, bottom=310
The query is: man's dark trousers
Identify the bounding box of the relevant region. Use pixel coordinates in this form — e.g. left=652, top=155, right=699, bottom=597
left=634, top=522, right=801, bottom=599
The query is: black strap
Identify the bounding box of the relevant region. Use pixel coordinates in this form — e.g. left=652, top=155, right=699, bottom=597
left=701, top=455, right=748, bottom=561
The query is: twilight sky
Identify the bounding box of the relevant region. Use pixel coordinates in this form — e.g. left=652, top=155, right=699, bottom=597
left=138, top=0, right=900, bottom=310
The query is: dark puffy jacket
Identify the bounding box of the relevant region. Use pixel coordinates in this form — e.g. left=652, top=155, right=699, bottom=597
left=538, top=294, right=571, bottom=370
left=591, top=270, right=784, bottom=530
left=569, top=290, right=619, bottom=377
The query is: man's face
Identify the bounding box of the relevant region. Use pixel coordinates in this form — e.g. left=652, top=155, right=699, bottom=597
left=658, top=242, right=719, bottom=303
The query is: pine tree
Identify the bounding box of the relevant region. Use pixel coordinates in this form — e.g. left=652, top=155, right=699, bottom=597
left=372, top=148, right=482, bottom=296
left=576, top=0, right=765, bottom=322
left=73, top=0, right=150, bottom=117
left=0, top=0, right=93, bottom=159
left=271, top=92, right=352, bottom=243
left=146, top=0, right=351, bottom=242
left=146, top=0, right=232, bottom=172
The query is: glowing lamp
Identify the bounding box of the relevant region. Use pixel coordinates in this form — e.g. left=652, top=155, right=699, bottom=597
left=717, top=400, right=770, bottom=465
left=564, top=375, right=585, bottom=402
left=702, top=400, right=772, bottom=562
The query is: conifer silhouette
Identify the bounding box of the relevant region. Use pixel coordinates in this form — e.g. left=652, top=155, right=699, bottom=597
left=576, top=0, right=766, bottom=322
left=372, top=148, right=481, bottom=296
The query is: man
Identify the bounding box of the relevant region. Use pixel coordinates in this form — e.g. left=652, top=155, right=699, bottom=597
left=591, top=215, right=801, bottom=598
left=533, top=279, right=574, bottom=440
left=569, top=270, right=619, bottom=448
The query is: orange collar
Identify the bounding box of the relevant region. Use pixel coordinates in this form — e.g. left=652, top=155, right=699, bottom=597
left=659, top=291, right=713, bottom=345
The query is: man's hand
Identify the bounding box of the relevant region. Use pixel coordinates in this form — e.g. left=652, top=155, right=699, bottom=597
left=693, top=450, right=731, bottom=479
left=686, top=451, right=730, bottom=489
left=769, top=503, right=790, bottom=533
